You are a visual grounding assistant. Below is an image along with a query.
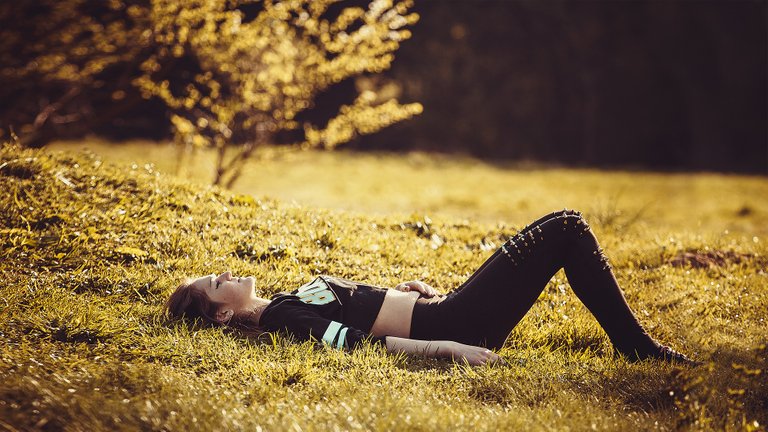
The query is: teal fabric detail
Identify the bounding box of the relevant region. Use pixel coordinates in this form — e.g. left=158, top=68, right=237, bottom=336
left=322, top=321, right=343, bottom=346
left=296, top=278, right=336, bottom=305
left=336, top=327, right=349, bottom=350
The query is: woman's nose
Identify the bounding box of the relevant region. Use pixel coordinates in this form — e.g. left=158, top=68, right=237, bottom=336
left=222, top=271, right=232, bottom=280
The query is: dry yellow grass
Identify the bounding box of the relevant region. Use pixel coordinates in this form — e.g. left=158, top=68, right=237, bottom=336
left=50, top=139, right=768, bottom=235
left=1, top=140, right=765, bottom=431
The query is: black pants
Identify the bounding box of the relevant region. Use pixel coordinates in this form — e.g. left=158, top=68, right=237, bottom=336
left=410, top=209, right=657, bottom=355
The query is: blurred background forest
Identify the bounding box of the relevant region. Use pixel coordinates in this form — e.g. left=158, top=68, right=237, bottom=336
left=2, top=0, right=766, bottom=175
left=366, top=0, right=767, bottom=174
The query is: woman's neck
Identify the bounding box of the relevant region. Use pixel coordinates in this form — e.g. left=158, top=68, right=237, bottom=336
left=245, top=297, right=271, bottom=326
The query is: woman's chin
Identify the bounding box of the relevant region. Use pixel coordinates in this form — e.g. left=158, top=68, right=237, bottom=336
left=245, top=276, right=256, bottom=290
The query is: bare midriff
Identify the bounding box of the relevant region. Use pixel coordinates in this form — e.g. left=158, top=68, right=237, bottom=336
left=370, top=289, right=447, bottom=338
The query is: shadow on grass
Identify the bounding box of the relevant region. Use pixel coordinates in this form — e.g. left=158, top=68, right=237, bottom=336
left=580, top=344, right=767, bottom=429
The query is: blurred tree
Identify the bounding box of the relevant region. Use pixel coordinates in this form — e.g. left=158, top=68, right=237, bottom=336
left=1, top=0, right=422, bottom=187
left=0, top=1, right=155, bottom=148
left=139, top=0, right=421, bottom=187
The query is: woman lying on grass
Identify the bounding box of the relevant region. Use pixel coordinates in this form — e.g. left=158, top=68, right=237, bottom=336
left=167, top=209, right=696, bottom=366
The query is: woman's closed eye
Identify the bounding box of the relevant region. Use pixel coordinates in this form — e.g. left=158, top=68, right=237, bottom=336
left=209, top=275, right=220, bottom=290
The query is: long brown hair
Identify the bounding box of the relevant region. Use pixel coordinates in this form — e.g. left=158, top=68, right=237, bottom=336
left=165, top=280, right=223, bottom=325
left=165, top=280, right=264, bottom=336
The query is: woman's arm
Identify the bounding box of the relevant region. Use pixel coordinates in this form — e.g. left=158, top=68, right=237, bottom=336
left=384, top=336, right=501, bottom=366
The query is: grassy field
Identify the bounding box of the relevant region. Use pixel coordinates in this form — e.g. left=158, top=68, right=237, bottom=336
left=49, top=139, right=768, bottom=235
left=2, top=141, right=767, bottom=431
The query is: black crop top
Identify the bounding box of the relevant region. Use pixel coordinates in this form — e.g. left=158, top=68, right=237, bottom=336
left=258, top=275, right=389, bottom=350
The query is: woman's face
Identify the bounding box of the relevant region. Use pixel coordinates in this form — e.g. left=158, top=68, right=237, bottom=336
left=188, top=271, right=257, bottom=312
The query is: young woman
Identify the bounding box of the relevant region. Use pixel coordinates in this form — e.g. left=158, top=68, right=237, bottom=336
left=166, top=209, right=695, bottom=366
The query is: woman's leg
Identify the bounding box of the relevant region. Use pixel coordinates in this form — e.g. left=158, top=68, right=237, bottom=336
left=437, top=210, right=662, bottom=357
left=451, top=209, right=576, bottom=293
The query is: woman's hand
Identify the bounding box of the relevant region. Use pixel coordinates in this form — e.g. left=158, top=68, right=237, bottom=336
left=447, top=341, right=502, bottom=366
left=395, top=280, right=439, bottom=298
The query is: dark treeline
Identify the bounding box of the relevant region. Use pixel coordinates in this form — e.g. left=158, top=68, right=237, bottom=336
left=355, top=0, right=768, bottom=173
left=3, top=1, right=765, bottom=173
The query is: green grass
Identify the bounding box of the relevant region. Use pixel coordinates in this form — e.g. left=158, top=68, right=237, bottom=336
left=2, top=141, right=767, bottom=431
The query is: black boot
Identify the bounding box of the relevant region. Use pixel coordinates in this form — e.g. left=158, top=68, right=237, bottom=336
left=616, top=344, right=700, bottom=366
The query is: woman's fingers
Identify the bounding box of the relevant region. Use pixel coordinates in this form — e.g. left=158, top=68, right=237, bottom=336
left=412, top=281, right=435, bottom=297
left=454, top=344, right=501, bottom=366
left=396, top=282, right=414, bottom=292
left=469, top=350, right=500, bottom=366
left=396, top=281, right=424, bottom=294
left=485, top=350, right=501, bottom=364
left=395, top=281, right=440, bottom=298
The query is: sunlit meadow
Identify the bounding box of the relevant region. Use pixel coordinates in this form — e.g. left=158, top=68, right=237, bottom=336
left=1, top=141, right=766, bottom=431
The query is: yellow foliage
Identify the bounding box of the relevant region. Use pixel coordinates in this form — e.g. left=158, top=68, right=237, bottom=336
left=1, top=1, right=152, bottom=83
left=306, top=96, right=423, bottom=150
left=140, top=0, right=419, bottom=143
left=3, top=0, right=421, bottom=186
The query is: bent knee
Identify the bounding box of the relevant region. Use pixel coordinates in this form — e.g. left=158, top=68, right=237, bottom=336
left=560, top=208, right=584, bottom=219
left=556, top=209, right=591, bottom=236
